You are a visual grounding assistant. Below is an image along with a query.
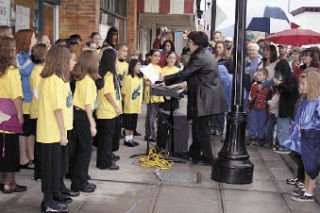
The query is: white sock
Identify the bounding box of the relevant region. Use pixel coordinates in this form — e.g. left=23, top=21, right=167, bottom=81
left=304, top=192, right=313, bottom=196
left=129, top=135, right=134, bottom=140
left=125, top=136, right=131, bottom=141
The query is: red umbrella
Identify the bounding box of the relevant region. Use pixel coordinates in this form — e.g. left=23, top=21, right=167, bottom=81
left=266, top=29, right=320, bottom=46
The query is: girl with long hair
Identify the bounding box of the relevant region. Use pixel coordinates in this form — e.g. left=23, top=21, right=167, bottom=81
left=96, top=47, right=122, bottom=170
left=0, top=37, right=27, bottom=193
left=144, top=49, right=164, bottom=142
left=71, top=50, right=100, bottom=193
left=15, top=29, right=37, bottom=170
left=121, top=59, right=143, bottom=147
left=287, top=69, right=320, bottom=202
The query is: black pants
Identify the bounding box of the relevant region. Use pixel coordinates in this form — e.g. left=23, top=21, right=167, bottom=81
left=59, top=145, right=69, bottom=193
left=71, top=109, right=92, bottom=190
left=41, top=143, right=61, bottom=205
left=97, top=117, right=120, bottom=168
left=189, top=116, right=214, bottom=163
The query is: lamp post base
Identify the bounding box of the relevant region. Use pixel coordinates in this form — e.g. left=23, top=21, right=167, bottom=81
left=212, top=157, right=253, bottom=184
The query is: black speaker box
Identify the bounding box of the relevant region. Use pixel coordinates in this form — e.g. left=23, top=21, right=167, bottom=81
left=157, top=111, right=189, bottom=154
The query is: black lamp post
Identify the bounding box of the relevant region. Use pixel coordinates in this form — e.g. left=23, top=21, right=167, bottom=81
left=211, top=0, right=254, bottom=184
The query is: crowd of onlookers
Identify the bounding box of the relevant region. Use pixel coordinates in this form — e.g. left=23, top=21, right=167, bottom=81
left=205, top=30, right=320, bottom=202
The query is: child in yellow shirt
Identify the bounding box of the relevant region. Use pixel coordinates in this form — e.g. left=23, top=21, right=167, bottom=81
left=36, top=46, right=72, bottom=213
left=71, top=50, right=99, bottom=193
left=121, top=59, right=143, bottom=147
left=0, top=37, right=26, bottom=193
left=144, top=49, right=164, bottom=141
left=160, top=51, right=181, bottom=111
left=116, top=44, right=129, bottom=85
left=29, top=43, right=47, bottom=181
left=96, top=48, right=122, bottom=170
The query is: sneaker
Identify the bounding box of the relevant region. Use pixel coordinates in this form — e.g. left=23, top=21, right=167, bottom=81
left=247, top=138, right=256, bottom=145
left=275, top=147, right=291, bottom=154
left=41, top=201, right=68, bottom=213
left=291, top=193, right=315, bottom=202
left=296, top=180, right=305, bottom=188
left=286, top=177, right=299, bottom=185
left=290, top=188, right=305, bottom=196
left=215, top=130, right=223, bottom=136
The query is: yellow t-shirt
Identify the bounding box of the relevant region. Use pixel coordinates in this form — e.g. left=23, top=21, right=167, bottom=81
left=65, top=83, right=73, bottom=131
left=121, top=75, right=143, bottom=114
left=0, top=66, right=23, bottom=100
left=96, top=72, right=122, bottom=119
left=144, top=64, right=164, bottom=104
left=116, top=60, right=129, bottom=85
left=0, top=66, right=23, bottom=134
left=73, top=75, right=97, bottom=110
left=22, top=102, right=30, bottom=115
left=161, top=66, right=180, bottom=77
left=29, top=64, right=44, bottom=119
left=36, top=74, right=68, bottom=143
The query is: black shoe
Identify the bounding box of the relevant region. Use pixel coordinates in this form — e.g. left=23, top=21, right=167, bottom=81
left=104, top=163, right=119, bottom=170
left=134, top=130, right=141, bottom=136
left=65, top=172, right=71, bottom=179
left=41, top=201, right=68, bottom=213
left=61, top=189, right=80, bottom=197
left=112, top=154, right=120, bottom=161
left=149, top=137, right=156, bottom=142
left=124, top=140, right=135, bottom=147
left=80, top=184, right=96, bottom=193
left=132, top=140, right=140, bottom=146
left=53, top=195, right=72, bottom=204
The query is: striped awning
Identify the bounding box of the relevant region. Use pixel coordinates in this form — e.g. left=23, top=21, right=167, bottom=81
left=137, top=0, right=194, bottom=14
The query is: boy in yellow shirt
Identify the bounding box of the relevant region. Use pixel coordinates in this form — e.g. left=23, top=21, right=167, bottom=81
left=121, top=59, right=143, bottom=147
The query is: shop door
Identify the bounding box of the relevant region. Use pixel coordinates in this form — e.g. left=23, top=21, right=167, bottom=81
left=43, top=2, right=58, bottom=43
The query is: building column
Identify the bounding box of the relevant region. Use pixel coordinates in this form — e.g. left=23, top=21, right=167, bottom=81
left=126, top=0, right=138, bottom=50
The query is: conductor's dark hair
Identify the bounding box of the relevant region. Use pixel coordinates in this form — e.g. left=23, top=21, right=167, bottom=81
left=187, top=31, right=209, bottom=49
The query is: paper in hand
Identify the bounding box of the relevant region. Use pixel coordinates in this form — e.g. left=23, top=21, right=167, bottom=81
left=139, top=64, right=159, bottom=84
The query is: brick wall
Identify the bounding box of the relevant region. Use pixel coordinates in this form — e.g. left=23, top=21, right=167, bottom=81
left=59, top=0, right=100, bottom=41
left=127, top=0, right=137, bottom=50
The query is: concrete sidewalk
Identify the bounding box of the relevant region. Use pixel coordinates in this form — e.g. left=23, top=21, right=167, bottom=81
left=1, top=112, right=320, bottom=213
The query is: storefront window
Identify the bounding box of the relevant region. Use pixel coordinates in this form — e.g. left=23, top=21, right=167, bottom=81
left=100, top=0, right=126, bottom=17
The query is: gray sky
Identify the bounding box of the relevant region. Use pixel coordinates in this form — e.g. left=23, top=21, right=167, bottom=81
left=216, top=0, right=320, bottom=29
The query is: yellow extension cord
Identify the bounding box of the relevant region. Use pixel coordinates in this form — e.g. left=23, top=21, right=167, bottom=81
left=138, top=148, right=174, bottom=170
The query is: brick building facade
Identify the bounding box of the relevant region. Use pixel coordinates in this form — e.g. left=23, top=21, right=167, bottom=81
left=1, top=0, right=138, bottom=49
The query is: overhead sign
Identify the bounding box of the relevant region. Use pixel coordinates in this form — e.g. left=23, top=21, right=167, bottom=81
left=0, top=0, right=10, bottom=25
left=15, top=5, right=30, bottom=32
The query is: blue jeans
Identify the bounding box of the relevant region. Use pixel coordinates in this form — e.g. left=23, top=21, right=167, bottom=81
left=249, top=108, right=267, bottom=140
left=277, top=117, right=291, bottom=149
left=265, top=114, right=277, bottom=147
left=301, top=129, right=320, bottom=179
left=211, top=113, right=225, bottom=133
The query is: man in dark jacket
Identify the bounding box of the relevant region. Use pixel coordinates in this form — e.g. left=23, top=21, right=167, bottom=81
left=164, top=31, right=228, bottom=165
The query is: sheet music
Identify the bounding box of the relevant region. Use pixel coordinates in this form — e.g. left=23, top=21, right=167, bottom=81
left=139, top=64, right=159, bottom=84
